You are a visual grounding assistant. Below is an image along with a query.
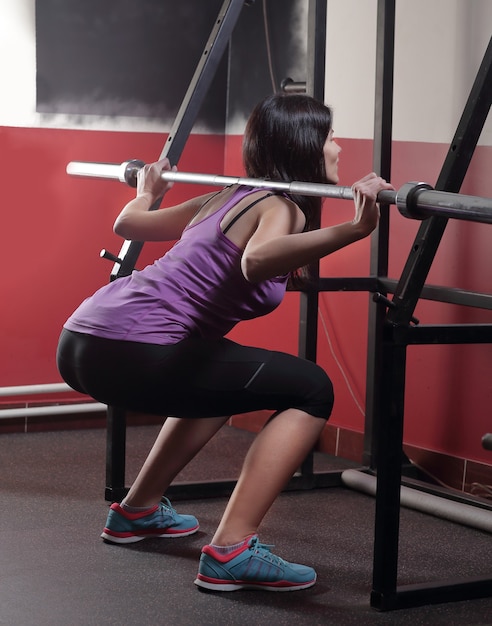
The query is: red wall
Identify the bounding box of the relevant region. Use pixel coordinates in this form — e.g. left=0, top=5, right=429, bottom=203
left=0, top=126, right=225, bottom=387
left=2, top=126, right=491, bottom=464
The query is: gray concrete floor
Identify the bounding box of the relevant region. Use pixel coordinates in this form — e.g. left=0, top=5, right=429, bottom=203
left=1, top=425, right=492, bottom=625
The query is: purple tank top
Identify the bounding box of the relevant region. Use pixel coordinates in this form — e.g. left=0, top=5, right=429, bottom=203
left=64, top=186, right=289, bottom=345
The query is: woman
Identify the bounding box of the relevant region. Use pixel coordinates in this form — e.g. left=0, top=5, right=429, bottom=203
left=57, top=93, right=394, bottom=592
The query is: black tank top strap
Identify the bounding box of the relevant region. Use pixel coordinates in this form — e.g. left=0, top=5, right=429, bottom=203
left=188, top=188, right=226, bottom=224
left=222, top=192, right=279, bottom=235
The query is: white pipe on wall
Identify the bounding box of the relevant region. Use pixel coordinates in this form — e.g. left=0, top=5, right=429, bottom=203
left=0, top=383, right=72, bottom=397
left=341, top=469, right=492, bottom=534
left=0, top=403, right=106, bottom=419
left=0, top=382, right=105, bottom=419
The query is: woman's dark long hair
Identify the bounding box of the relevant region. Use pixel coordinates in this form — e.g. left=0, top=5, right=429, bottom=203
left=242, top=93, right=333, bottom=286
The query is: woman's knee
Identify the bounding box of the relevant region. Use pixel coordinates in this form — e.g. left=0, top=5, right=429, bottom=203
left=298, top=364, right=334, bottom=420
left=253, top=351, right=335, bottom=420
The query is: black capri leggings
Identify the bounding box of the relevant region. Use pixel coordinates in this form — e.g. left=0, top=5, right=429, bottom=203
left=56, top=329, right=334, bottom=420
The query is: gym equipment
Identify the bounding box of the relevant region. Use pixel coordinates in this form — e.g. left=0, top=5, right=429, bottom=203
left=66, top=158, right=492, bottom=225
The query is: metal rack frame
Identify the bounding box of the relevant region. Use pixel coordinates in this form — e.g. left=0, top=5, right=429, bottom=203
left=364, top=1, right=492, bottom=611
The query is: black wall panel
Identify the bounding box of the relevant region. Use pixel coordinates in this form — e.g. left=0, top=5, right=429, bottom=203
left=35, top=0, right=306, bottom=129
left=35, top=0, right=227, bottom=129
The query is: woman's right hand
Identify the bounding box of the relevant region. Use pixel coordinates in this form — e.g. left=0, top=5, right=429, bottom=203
left=351, top=172, right=394, bottom=236
left=136, top=158, right=177, bottom=203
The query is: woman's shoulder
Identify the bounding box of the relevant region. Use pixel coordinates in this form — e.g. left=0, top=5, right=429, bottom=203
left=257, top=192, right=306, bottom=233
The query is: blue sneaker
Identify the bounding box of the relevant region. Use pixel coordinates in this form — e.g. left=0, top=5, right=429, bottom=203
left=194, top=535, right=316, bottom=591
left=101, top=497, right=199, bottom=544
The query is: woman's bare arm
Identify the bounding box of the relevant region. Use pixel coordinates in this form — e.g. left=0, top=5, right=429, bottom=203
left=241, top=173, right=394, bottom=283
left=113, top=159, right=214, bottom=242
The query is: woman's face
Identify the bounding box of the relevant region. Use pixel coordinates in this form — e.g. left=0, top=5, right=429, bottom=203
left=323, top=130, right=341, bottom=184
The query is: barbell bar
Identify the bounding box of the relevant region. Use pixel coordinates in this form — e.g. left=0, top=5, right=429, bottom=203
left=66, top=159, right=492, bottom=225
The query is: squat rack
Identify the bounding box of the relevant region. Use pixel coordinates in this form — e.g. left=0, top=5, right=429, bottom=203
left=364, top=1, right=492, bottom=611
left=68, top=0, right=492, bottom=611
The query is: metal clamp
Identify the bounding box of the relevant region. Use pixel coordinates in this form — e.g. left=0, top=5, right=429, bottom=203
left=396, top=181, right=434, bottom=220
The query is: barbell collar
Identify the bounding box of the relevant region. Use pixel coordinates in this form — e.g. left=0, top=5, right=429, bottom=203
left=396, top=181, right=492, bottom=224
left=121, top=159, right=145, bottom=186
left=396, top=182, right=435, bottom=220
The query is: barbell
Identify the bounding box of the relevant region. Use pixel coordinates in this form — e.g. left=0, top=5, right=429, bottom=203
left=66, top=159, right=492, bottom=225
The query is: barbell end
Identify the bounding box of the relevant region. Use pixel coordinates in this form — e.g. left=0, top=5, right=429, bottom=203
left=396, top=182, right=434, bottom=220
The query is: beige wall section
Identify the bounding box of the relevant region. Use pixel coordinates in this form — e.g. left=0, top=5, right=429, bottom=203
left=0, top=0, right=36, bottom=126
left=325, top=0, right=378, bottom=140
left=326, top=0, right=492, bottom=145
